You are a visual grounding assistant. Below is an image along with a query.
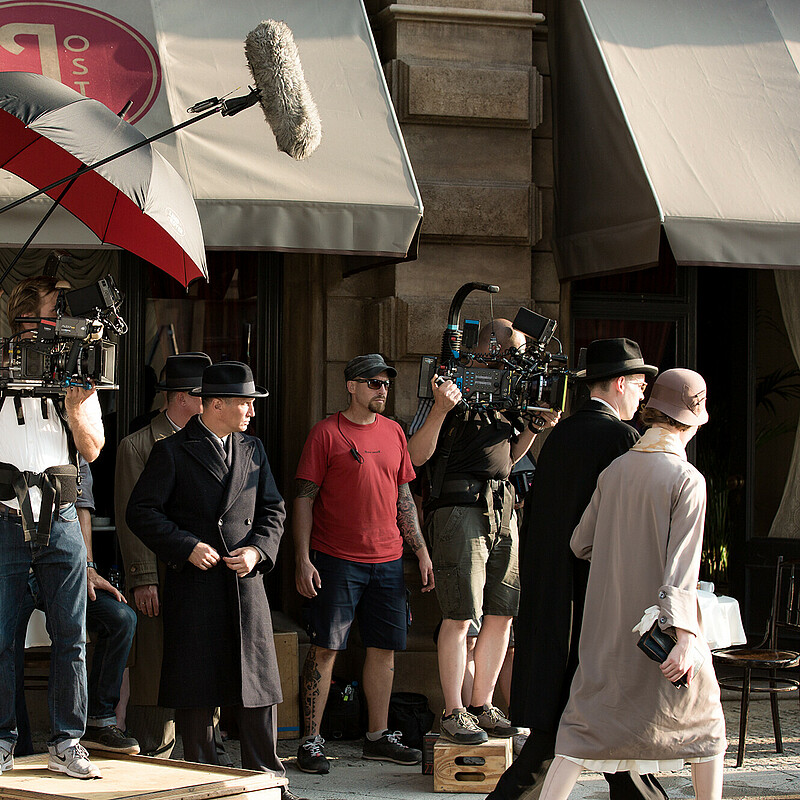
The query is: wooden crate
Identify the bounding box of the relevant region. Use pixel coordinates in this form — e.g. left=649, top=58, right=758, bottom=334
left=274, top=631, right=300, bottom=740
left=433, top=737, right=512, bottom=793
left=0, top=752, right=286, bottom=799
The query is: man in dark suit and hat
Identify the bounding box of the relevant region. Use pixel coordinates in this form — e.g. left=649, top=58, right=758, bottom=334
left=126, top=361, right=301, bottom=800
left=488, top=339, right=664, bottom=800
left=115, top=352, right=210, bottom=757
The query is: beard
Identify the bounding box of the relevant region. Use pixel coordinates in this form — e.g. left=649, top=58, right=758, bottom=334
left=368, top=398, right=386, bottom=413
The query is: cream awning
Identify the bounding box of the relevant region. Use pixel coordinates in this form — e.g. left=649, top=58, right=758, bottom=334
left=0, top=0, right=422, bottom=259
left=550, top=0, right=800, bottom=280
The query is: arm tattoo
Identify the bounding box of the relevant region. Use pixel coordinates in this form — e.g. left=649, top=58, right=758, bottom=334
left=397, top=483, right=424, bottom=553
left=295, top=478, right=320, bottom=501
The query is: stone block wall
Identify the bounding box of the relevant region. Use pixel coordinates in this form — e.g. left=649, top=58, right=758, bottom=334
left=279, top=1, right=563, bottom=714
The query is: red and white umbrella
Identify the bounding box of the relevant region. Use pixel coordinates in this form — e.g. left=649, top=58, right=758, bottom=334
left=0, top=72, right=207, bottom=287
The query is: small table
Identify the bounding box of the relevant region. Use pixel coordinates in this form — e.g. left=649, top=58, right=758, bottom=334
left=697, top=589, right=746, bottom=650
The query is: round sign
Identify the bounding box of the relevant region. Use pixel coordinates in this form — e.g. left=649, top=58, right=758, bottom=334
left=0, top=0, right=161, bottom=122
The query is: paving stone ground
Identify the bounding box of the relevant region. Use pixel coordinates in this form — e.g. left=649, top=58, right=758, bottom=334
left=251, top=697, right=800, bottom=799
left=28, top=695, right=800, bottom=798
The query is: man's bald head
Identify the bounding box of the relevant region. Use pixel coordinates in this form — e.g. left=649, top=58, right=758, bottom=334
left=477, top=318, right=526, bottom=354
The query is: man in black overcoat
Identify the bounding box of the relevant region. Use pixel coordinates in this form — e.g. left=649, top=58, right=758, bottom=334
left=126, top=362, right=300, bottom=800
left=489, top=339, right=663, bottom=800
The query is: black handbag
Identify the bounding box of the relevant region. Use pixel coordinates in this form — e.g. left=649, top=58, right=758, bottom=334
left=637, top=621, right=689, bottom=688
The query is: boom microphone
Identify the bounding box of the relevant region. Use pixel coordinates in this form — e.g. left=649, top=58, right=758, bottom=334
left=245, top=20, right=323, bottom=160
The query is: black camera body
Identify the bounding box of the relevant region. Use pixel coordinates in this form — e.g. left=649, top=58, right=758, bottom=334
left=1, top=275, right=125, bottom=393
left=418, top=283, right=570, bottom=413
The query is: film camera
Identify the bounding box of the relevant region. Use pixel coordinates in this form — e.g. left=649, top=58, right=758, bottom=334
left=418, top=282, right=570, bottom=414
left=1, top=275, right=126, bottom=392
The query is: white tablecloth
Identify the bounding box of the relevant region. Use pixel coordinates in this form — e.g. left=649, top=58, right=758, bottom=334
left=698, top=589, right=746, bottom=650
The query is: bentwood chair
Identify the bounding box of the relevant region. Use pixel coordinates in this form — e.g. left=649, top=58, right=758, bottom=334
left=713, top=556, right=800, bottom=766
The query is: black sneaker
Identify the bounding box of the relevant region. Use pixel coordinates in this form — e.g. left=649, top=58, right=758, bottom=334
left=81, top=725, right=141, bottom=755
left=468, top=704, right=522, bottom=738
left=362, top=730, right=422, bottom=765
left=296, top=735, right=329, bottom=774
left=440, top=707, right=488, bottom=745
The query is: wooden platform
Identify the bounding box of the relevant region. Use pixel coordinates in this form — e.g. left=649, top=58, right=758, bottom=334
left=433, top=737, right=513, bottom=793
left=0, top=753, right=286, bottom=799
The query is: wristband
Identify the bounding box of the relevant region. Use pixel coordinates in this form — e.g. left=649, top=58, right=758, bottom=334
left=528, top=418, right=545, bottom=433
left=86, top=561, right=98, bottom=571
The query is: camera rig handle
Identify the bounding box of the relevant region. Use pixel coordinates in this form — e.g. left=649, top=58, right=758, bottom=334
left=441, top=282, right=499, bottom=361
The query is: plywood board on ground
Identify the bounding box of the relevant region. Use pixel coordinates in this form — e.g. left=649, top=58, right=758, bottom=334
left=0, top=753, right=285, bottom=800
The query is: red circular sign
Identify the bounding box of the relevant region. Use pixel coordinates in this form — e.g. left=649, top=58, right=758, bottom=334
left=0, top=0, right=161, bottom=122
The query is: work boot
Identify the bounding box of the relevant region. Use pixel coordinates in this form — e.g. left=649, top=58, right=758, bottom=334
left=440, top=707, right=488, bottom=745
left=468, top=704, right=522, bottom=738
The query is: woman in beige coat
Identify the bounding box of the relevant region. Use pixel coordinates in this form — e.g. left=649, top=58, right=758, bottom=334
left=538, top=369, right=725, bottom=800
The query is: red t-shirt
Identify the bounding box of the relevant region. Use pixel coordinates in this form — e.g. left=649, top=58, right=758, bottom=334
left=295, top=412, right=416, bottom=563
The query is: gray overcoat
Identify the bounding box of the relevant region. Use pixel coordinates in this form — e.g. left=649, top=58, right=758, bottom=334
left=126, top=415, right=285, bottom=709
left=556, top=426, right=726, bottom=761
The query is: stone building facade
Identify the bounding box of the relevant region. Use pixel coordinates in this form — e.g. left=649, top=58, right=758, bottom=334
left=279, top=1, right=560, bottom=709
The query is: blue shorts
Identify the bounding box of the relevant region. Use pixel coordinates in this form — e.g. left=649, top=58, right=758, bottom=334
left=306, top=551, right=407, bottom=652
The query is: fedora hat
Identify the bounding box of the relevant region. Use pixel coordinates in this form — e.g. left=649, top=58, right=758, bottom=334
left=576, top=338, right=658, bottom=382
left=646, top=368, right=709, bottom=426
left=155, top=352, right=212, bottom=391
left=189, top=361, right=268, bottom=398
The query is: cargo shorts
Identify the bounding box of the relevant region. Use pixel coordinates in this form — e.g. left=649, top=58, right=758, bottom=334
left=427, top=503, right=520, bottom=620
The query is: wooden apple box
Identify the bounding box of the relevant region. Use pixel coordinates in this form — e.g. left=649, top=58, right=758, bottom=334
left=433, top=737, right=513, bottom=793
left=0, top=753, right=286, bottom=799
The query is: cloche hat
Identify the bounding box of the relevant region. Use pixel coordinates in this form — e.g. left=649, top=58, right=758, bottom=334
left=645, top=368, right=708, bottom=426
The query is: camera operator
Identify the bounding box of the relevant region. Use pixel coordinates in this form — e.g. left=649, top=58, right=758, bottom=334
left=0, top=275, right=104, bottom=779
left=407, top=319, right=559, bottom=745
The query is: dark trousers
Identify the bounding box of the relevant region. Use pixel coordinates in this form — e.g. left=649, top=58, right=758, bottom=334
left=487, top=728, right=668, bottom=800
left=176, top=704, right=284, bottom=776
left=125, top=704, right=176, bottom=758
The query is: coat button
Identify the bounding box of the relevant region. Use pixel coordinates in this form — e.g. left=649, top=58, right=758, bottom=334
left=658, top=590, right=666, bottom=599
left=219, top=519, right=224, bottom=526
left=245, top=518, right=252, bottom=525
left=130, top=566, right=137, bottom=573
left=659, top=616, right=667, bottom=624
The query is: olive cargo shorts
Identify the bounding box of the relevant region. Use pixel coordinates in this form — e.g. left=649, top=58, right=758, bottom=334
left=427, top=504, right=520, bottom=620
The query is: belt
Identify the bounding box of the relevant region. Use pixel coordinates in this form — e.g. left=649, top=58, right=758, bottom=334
left=431, top=477, right=515, bottom=537
left=0, top=463, right=78, bottom=546
left=0, top=503, right=68, bottom=516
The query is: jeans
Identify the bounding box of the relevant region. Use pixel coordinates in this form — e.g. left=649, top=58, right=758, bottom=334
left=85, top=588, right=137, bottom=726
left=0, top=505, right=87, bottom=754
left=13, top=569, right=137, bottom=741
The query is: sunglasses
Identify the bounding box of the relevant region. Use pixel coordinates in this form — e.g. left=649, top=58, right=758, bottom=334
left=354, top=378, right=392, bottom=390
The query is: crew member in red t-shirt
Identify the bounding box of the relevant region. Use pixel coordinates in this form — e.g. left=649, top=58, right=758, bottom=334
left=293, top=353, right=434, bottom=775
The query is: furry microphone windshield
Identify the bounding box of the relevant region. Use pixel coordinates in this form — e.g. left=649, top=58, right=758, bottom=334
left=245, top=20, right=322, bottom=160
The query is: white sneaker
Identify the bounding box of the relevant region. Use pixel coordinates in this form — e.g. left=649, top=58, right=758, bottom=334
left=48, top=743, right=102, bottom=779
left=0, top=749, right=13, bottom=772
